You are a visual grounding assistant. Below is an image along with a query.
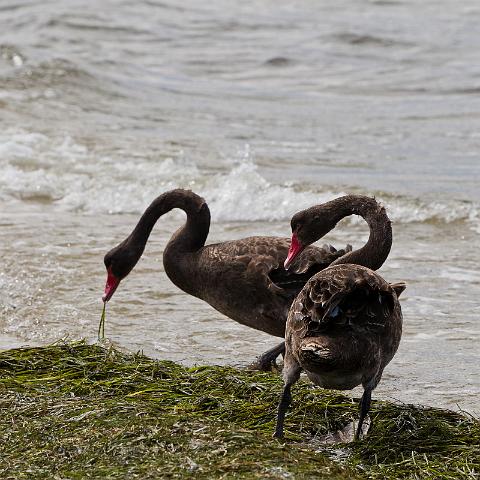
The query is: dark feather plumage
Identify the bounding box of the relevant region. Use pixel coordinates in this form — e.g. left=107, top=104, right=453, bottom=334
left=287, top=264, right=402, bottom=372
left=276, top=264, right=404, bottom=439
left=274, top=195, right=405, bottom=439
left=103, top=189, right=351, bottom=369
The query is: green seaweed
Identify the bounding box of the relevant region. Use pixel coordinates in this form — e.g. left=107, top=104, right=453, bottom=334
left=0, top=342, right=478, bottom=479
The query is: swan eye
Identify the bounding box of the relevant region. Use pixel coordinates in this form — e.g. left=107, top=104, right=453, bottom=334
left=292, top=222, right=303, bottom=235
left=104, top=254, right=113, bottom=269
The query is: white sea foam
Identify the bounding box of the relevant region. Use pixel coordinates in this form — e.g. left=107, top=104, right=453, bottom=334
left=0, top=130, right=479, bottom=231
left=203, top=161, right=341, bottom=222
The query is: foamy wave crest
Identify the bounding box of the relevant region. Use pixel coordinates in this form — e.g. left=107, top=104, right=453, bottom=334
left=0, top=130, right=200, bottom=213
left=0, top=132, right=81, bottom=203
left=0, top=130, right=479, bottom=231
left=204, top=161, right=341, bottom=222
left=0, top=131, right=339, bottom=221
left=385, top=197, right=480, bottom=229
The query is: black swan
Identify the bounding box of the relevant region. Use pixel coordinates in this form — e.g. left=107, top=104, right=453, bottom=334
left=101, top=189, right=350, bottom=369
left=273, top=195, right=405, bottom=440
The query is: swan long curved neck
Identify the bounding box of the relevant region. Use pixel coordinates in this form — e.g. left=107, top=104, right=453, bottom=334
left=129, top=189, right=210, bottom=254
left=327, top=195, right=392, bottom=270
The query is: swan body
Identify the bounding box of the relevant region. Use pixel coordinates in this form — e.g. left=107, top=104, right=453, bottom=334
left=287, top=265, right=404, bottom=390
left=163, top=234, right=345, bottom=337
left=274, top=195, right=405, bottom=439
left=102, top=189, right=350, bottom=368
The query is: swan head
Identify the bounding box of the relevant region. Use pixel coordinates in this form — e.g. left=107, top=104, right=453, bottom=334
left=102, top=240, right=144, bottom=302
left=284, top=208, right=338, bottom=269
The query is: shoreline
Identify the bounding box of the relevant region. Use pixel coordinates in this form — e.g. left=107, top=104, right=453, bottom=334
left=0, top=333, right=27, bottom=351
left=1, top=341, right=478, bottom=479
left=1, top=334, right=478, bottom=415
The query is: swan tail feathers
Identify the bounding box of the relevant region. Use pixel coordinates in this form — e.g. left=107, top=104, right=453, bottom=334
left=390, top=282, right=406, bottom=298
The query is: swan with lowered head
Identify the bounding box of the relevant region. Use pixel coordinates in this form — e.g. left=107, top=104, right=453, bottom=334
left=101, top=189, right=351, bottom=369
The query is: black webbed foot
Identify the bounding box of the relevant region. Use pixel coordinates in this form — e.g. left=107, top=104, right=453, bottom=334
left=249, top=341, right=285, bottom=372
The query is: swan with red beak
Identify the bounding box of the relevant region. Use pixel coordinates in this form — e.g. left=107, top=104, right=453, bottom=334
left=98, top=189, right=351, bottom=365
left=102, top=236, right=145, bottom=303
left=284, top=203, right=341, bottom=270
left=284, top=234, right=304, bottom=270
left=102, top=266, right=121, bottom=303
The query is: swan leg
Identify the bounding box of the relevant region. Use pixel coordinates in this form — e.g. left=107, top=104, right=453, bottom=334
left=273, top=383, right=293, bottom=439
left=273, top=354, right=301, bottom=438
left=249, top=341, right=285, bottom=371
left=354, top=387, right=372, bottom=441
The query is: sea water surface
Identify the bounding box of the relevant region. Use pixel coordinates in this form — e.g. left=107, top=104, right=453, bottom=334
left=1, top=0, right=479, bottom=414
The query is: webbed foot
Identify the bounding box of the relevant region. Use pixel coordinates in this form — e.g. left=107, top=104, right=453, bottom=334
left=248, top=341, right=285, bottom=372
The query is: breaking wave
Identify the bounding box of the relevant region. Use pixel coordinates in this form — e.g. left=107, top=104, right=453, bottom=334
left=0, top=130, right=479, bottom=231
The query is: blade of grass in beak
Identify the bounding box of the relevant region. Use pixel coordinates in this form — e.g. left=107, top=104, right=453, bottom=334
left=98, top=303, right=106, bottom=340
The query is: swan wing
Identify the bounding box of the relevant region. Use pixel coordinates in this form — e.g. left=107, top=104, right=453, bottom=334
left=206, top=236, right=351, bottom=299
left=289, top=264, right=402, bottom=338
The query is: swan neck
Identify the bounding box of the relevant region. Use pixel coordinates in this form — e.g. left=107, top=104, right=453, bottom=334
left=130, top=189, right=210, bottom=254
left=330, top=196, right=392, bottom=270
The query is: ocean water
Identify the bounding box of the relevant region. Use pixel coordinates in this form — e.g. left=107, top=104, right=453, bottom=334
left=0, top=0, right=479, bottom=414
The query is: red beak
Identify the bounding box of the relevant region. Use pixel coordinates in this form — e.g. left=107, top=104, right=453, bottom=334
left=102, top=267, right=120, bottom=302
left=284, top=233, right=304, bottom=270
